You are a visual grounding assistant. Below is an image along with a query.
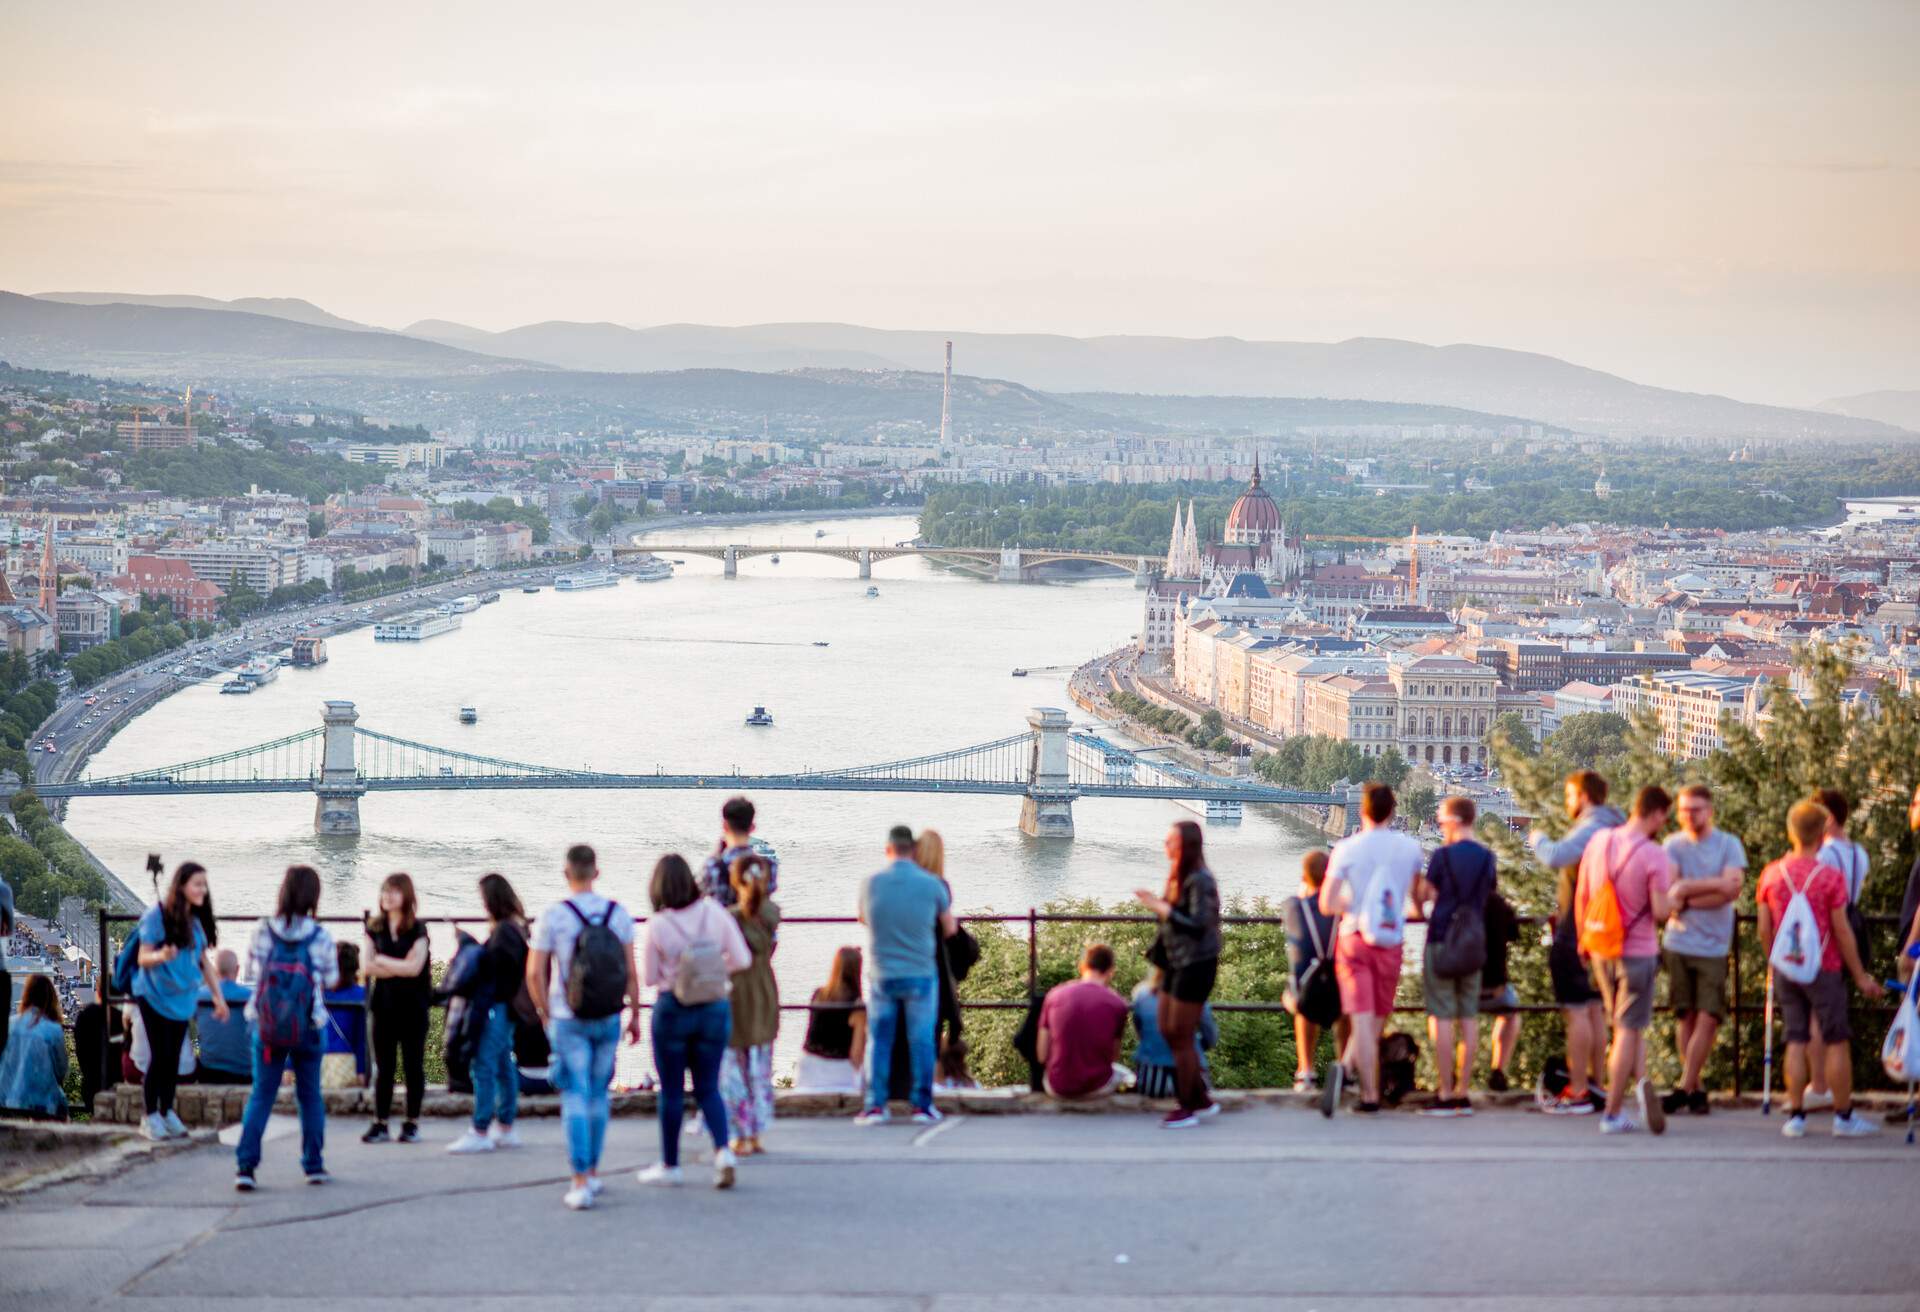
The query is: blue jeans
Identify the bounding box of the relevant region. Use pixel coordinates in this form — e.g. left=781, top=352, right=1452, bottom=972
left=471, top=1003, right=518, bottom=1133
left=236, top=1032, right=325, bottom=1177
left=651, top=993, right=729, bottom=1168
left=549, top=1015, right=621, bottom=1176
left=864, top=975, right=936, bottom=1112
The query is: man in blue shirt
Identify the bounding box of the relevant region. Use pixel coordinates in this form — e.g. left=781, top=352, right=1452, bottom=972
left=194, top=950, right=254, bottom=1085
left=701, top=795, right=780, bottom=907
left=855, top=825, right=955, bottom=1126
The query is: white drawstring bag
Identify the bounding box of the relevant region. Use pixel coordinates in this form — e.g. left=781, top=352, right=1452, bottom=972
left=1768, top=864, right=1824, bottom=987
left=1882, top=972, right=1920, bottom=1083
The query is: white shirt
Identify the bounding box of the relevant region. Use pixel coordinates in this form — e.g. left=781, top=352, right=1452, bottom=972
left=1815, top=836, right=1868, bottom=904
left=530, top=891, right=635, bottom=1021
left=1325, top=826, right=1425, bottom=939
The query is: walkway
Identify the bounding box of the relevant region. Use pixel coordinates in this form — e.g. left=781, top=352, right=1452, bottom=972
left=8, top=1105, right=1916, bottom=1308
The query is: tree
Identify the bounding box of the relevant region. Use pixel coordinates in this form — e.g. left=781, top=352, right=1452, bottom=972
left=306, top=510, right=326, bottom=539
left=1486, top=710, right=1536, bottom=758
left=1550, top=711, right=1631, bottom=769
left=1373, top=746, right=1411, bottom=789
left=1403, top=784, right=1440, bottom=829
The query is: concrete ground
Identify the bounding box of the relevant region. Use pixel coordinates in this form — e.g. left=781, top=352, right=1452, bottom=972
left=5, top=1103, right=1918, bottom=1310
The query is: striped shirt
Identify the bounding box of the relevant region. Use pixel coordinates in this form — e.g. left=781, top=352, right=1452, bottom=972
left=243, top=916, right=340, bottom=1029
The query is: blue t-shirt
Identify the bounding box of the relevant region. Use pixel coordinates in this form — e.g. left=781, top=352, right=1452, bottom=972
left=1425, top=840, right=1495, bottom=945
left=132, top=905, right=208, bottom=1023
left=858, top=860, right=951, bottom=985
left=195, top=980, right=254, bottom=1074
left=325, top=985, right=369, bottom=1075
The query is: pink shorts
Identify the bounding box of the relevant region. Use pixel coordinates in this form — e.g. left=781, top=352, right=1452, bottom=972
left=1335, top=934, right=1403, bottom=1018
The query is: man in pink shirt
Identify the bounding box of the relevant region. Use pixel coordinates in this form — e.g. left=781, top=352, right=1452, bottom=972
left=1575, top=785, right=1674, bottom=1134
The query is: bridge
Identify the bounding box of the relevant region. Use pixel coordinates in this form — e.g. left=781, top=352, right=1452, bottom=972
left=611, top=542, right=1163, bottom=585
left=39, top=701, right=1355, bottom=838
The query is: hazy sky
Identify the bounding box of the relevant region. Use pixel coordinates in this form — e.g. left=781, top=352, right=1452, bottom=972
left=2, top=1, right=1915, bottom=406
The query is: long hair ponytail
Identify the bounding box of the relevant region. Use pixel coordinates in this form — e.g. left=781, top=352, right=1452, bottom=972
left=1163, top=821, right=1204, bottom=903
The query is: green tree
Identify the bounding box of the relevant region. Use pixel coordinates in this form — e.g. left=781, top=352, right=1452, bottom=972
left=1373, top=745, right=1411, bottom=789
left=307, top=510, right=327, bottom=538
left=1549, top=711, right=1631, bottom=768
left=1403, top=784, right=1439, bottom=829
left=1486, top=710, right=1537, bottom=758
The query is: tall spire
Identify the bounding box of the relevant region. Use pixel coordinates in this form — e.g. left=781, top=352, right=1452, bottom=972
left=1166, top=501, right=1186, bottom=575
left=1183, top=499, right=1201, bottom=578
left=1251, top=453, right=1262, bottom=489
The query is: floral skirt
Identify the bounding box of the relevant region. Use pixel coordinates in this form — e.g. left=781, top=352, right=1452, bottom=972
left=721, top=1044, right=774, bottom=1138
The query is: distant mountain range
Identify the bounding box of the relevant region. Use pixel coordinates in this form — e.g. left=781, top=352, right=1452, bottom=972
left=6, top=290, right=1913, bottom=440
left=1818, top=390, right=1920, bottom=434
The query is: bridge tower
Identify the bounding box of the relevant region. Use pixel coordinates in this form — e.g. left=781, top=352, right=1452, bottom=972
left=1133, top=556, right=1152, bottom=588
left=313, top=700, right=367, bottom=837
left=997, top=547, right=1023, bottom=583
left=723, top=546, right=738, bottom=579
left=1019, top=706, right=1075, bottom=838
left=858, top=547, right=872, bottom=580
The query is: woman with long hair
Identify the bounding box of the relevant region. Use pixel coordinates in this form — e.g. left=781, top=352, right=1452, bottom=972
left=235, top=865, right=339, bottom=1190
left=449, top=873, right=529, bottom=1155
left=362, top=872, right=431, bottom=1145
left=1133, top=820, right=1222, bottom=1128
left=795, top=947, right=867, bottom=1092
left=912, top=828, right=972, bottom=1090
left=0, top=974, right=69, bottom=1118
left=720, top=853, right=780, bottom=1156
left=132, top=860, right=226, bottom=1140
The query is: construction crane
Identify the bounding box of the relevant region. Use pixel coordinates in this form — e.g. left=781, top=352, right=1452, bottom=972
left=1302, top=524, right=1422, bottom=604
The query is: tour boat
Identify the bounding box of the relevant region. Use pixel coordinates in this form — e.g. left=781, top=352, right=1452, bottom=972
left=812, top=641, right=830, bottom=647
left=522, top=585, right=541, bottom=594
left=554, top=569, right=618, bottom=591
left=866, top=585, right=880, bottom=598
left=1011, top=668, right=1028, bottom=677
left=375, top=609, right=462, bottom=641
left=459, top=706, right=478, bottom=724
left=770, top=554, right=781, bottom=564
left=745, top=706, right=775, bottom=726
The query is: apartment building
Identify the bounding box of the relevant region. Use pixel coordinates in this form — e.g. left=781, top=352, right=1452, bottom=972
left=1610, top=670, right=1765, bottom=759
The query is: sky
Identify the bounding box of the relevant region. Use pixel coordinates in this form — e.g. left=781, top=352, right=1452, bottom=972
left=1, top=1, right=1915, bottom=408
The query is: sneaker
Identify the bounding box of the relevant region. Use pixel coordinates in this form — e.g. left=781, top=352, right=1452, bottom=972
left=1486, top=1070, right=1509, bottom=1093
left=637, top=1162, right=683, bottom=1186
left=162, top=1110, right=188, bottom=1139
left=139, top=1113, right=167, bottom=1142
left=852, top=1107, right=891, bottom=1127
left=1688, top=1090, right=1710, bottom=1115
left=713, top=1146, right=737, bottom=1189
left=397, top=1122, right=421, bottom=1144
left=1833, top=1110, right=1881, bottom=1138
left=305, top=1170, right=332, bottom=1185
left=1639, top=1078, right=1666, bottom=1136
left=1598, top=1114, right=1637, bottom=1135
left=1544, top=1088, right=1595, bottom=1116
left=1160, top=1110, right=1198, bottom=1129
left=1420, top=1100, right=1461, bottom=1117
left=446, top=1129, right=495, bottom=1155
left=1292, top=1072, right=1317, bottom=1093
left=361, top=1122, right=390, bottom=1145
left=1781, top=1113, right=1807, bottom=1139
left=1452, top=1097, right=1474, bottom=1117
left=233, top=1171, right=256, bottom=1192
left=586, top=1174, right=605, bottom=1196
left=1660, top=1089, right=1689, bottom=1116
left=911, top=1106, right=943, bottom=1126
left=1193, top=1101, right=1221, bottom=1120
left=487, top=1124, right=522, bottom=1150
left=1353, top=1101, right=1382, bottom=1115
left=1319, top=1063, right=1344, bottom=1119
left=1802, top=1089, right=1835, bottom=1110
left=563, top=1185, right=594, bottom=1211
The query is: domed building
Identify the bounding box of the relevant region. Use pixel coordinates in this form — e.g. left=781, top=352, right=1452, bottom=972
left=1199, top=458, right=1303, bottom=592
left=1224, top=457, right=1284, bottom=546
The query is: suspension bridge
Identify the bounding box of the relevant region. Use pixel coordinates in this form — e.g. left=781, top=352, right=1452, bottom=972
left=36, top=701, right=1357, bottom=839
left=611, top=542, right=1162, bottom=584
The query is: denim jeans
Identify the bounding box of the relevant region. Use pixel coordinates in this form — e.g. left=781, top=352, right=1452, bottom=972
left=651, top=993, right=729, bottom=1168
left=470, top=1002, right=518, bottom=1133
left=549, top=1014, right=621, bottom=1176
left=864, top=975, right=936, bottom=1112
left=236, top=1032, right=326, bottom=1177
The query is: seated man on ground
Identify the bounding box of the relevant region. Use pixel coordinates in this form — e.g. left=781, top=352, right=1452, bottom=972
left=1038, top=943, right=1132, bottom=1100
left=194, top=949, right=254, bottom=1085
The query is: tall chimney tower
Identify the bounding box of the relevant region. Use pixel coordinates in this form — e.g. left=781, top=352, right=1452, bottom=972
left=38, top=515, right=56, bottom=615
left=939, top=340, right=953, bottom=449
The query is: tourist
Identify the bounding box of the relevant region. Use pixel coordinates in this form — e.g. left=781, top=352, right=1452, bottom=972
left=1135, top=819, right=1222, bottom=1128
left=1759, top=799, right=1884, bottom=1138
left=856, top=824, right=956, bottom=1126
left=1319, top=784, right=1422, bottom=1116
left=913, top=828, right=975, bottom=1091
left=0, top=869, right=12, bottom=1058
left=1808, top=788, right=1870, bottom=1107
left=796, top=947, right=867, bottom=1091
left=640, top=853, right=750, bottom=1188
left=133, top=861, right=226, bottom=1141
left=193, top=949, right=253, bottom=1085
left=449, top=873, right=530, bottom=1154
left=702, top=795, right=779, bottom=906
left=1421, top=795, right=1495, bottom=1116
left=235, top=864, right=339, bottom=1191
left=1479, top=890, right=1522, bottom=1092
left=1282, top=850, right=1341, bottom=1093
left=527, top=843, right=641, bottom=1210
left=1659, top=784, right=1745, bottom=1116
left=74, top=975, right=123, bottom=1112
left=1575, top=785, right=1675, bottom=1135
left=1529, top=770, right=1623, bottom=1114
left=1130, top=968, right=1217, bottom=1099
left=722, top=852, right=781, bottom=1157
left=1898, top=783, right=1920, bottom=984
left=361, top=873, right=431, bottom=1144
left=0, top=974, right=68, bottom=1118
left=1038, top=943, right=1132, bottom=1099
left=322, top=943, right=368, bottom=1088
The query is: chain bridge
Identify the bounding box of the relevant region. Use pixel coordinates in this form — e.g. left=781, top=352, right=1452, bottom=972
left=610, top=542, right=1162, bottom=584
left=37, top=702, right=1356, bottom=839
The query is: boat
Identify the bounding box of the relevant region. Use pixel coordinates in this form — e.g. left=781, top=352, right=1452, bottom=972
left=478, top=591, right=501, bottom=605
left=522, top=585, right=541, bottom=594
left=812, top=641, right=830, bottom=647
left=1011, top=668, right=1029, bottom=677
left=866, top=585, right=879, bottom=598
left=745, top=706, right=774, bottom=726
left=442, top=595, right=483, bottom=615
left=770, top=554, right=780, bottom=564
left=219, top=678, right=253, bottom=695
left=459, top=706, right=478, bottom=724
left=629, top=557, right=673, bottom=582
left=290, top=636, right=327, bottom=667
left=814, top=529, right=827, bottom=539
left=235, top=656, right=279, bottom=688
left=554, top=568, right=618, bottom=591
left=375, top=609, right=463, bottom=641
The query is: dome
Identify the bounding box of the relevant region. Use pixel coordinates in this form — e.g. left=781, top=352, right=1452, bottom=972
left=1223, top=458, right=1282, bottom=543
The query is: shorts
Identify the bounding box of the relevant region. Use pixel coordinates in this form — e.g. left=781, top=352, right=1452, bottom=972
left=1335, top=934, right=1403, bottom=1018
left=1166, top=956, right=1218, bottom=1005
left=1550, top=933, right=1599, bottom=1006
left=1594, top=955, right=1658, bottom=1032
left=1478, top=983, right=1520, bottom=1015
left=1662, top=949, right=1729, bottom=1021
left=1422, top=951, right=1482, bottom=1021
left=1776, top=969, right=1850, bottom=1044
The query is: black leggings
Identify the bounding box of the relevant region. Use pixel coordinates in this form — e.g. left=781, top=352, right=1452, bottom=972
left=1157, top=992, right=1210, bottom=1112
left=372, top=1004, right=428, bottom=1123
left=138, top=1000, right=189, bottom=1117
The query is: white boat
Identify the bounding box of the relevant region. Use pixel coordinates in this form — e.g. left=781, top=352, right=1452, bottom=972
left=442, top=596, right=483, bottom=615
left=746, top=705, right=774, bottom=726
left=629, top=557, right=673, bottom=582
left=866, top=585, right=879, bottom=598
left=375, top=609, right=463, bottom=641
left=459, top=706, right=478, bottom=724
left=554, top=569, right=618, bottom=591
left=219, top=679, right=253, bottom=695
left=235, top=656, right=279, bottom=688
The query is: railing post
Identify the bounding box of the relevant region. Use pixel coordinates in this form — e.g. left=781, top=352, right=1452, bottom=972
left=1731, top=918, right=1742, bottom=1100
left=1027, top=908, right=1038, bottom=998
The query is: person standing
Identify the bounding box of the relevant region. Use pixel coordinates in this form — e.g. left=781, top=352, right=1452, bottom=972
left=912, top=828, right=972, bottom=1092
left=193, top=950, right=253, bottom=1085
left=448, top=873, right=529, bottom=1154
left=1038, top=943, right=1132, bottom=1099
left=362, top=873, right=430, bottom=1145
left=1134, top=820, right=1223, bottom=1128
left=0, top=868, right=13, bottom=1059
left=702, top=795, right=779, bottom=906
left=1529, top=770, right=1624, bottom=1114
left=1421, top=796, right=1495, bottom=1116
left=721, top=853, right=780, bottom=1157
left=639, top=853, right=750, bottom=1188
left=1479, top=889, right=1522, bottom=1093
left=855, top=824, right=956, bottom=1126
left=1808, top=788, right=1869, bottom=1108
left=1282, top=851, right=1342, bottom=1093
left=133, top=861, right=227, bottom=1141
left=234, top=865, right=339, bottom=1191
left=527, top=844, right=642, bottom=1211
left=1659, top=784, right=1745, bottom=1116
left=1318, top=785, right=1423, bottom=1116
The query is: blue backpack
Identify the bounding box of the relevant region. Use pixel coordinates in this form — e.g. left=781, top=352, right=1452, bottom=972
left=256, top=927, right=317, bottom=1056
left=109, top=929, right=141, bottom=997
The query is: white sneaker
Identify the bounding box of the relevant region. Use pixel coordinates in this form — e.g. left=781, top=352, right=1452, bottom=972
left=1598, top=1114, right=1638, bottom=1135
left=139, top=1113, right=167, bottom=1142
left=713, top=1146, right=737, bottom=1190
left=162, top=1110, right=188, bottom=1139
left=586, top=1174, right=605, bottom=1197
left=563, top=1185, right=594, bottom=1211
left=911, top=1106, right=943, bottom=1126
left=637, top=1162, right=683, bottom=1187
left=1781, top=1114, right=1807, bottom=1139
left=852, top=1107, right=891, bottom=1127
left=445, top=1129, right=495, bottom=1155
left=486, top=1123, right=522, bottom=1150
left=1801, top=1089, right=1835, bottom=1110
left=1833, top=1111, right=1881, bottom=1138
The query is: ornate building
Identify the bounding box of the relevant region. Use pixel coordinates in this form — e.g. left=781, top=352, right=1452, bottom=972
left=1140, top=461, right=1307, bottom=657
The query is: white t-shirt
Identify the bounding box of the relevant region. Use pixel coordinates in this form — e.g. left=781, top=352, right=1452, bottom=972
left=1815, top=836, right=1868, bottom=905
left=530, top=890, right=636, bottom=1021
left=1326, top=826, right=1425, bottom=939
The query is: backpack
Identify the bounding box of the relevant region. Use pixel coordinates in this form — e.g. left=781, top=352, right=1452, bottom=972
left=1881, top=968, right=1920, bottom=1083
left=563, top=900, right=630, bottom=1020
left=109, top=928, right=141, bottom=997
left=1356, top=869, right=1405, bottom=948
left=671, top=908, right=731, bottom=1006
left=1429, top=848, right=1490, bottom=980
left=1767, top=861, right=1825, bottom=987
left=1286, top=898, right=1342, bottom=1025
left=1578, top=829, right=1647, bottom=961
left=256, top=926, right=318, bottom=1056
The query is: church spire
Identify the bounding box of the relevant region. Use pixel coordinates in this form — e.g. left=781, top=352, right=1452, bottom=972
left=1166, top=501, right=1186, bottom=575
left=1183, top=499, right=1201, bottom=578
left=1251, top=453, right=1262, bottom=489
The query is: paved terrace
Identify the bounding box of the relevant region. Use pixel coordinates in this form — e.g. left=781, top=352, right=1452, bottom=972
left=7, top=1102, right=1917, bottom=1310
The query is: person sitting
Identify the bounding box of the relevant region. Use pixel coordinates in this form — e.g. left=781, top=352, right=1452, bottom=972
left=1130, top=968, right=1217, bottom=1099
left=322, top=943, right=369, bottom=1088
left=194, top=949, right=254, bottom=1085
left=73, top=975, right=123, bottom=1113
left=794, top=947, right=867, bottom=1093
left=1038, top=943, right=1131, bottom=1100
left=0, top=974, right=69, bottom=1119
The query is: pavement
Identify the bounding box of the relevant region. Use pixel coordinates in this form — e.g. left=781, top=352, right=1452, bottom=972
left=7, top=1103, right=1918, bottom=1309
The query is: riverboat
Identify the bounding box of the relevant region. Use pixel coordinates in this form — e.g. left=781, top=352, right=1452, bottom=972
left=746, top=706, right=775, bottom=726
left=375, top=609, right=463, bottom=641
left=554, top=569, right=618, bottom=591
